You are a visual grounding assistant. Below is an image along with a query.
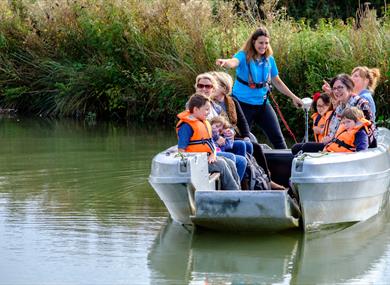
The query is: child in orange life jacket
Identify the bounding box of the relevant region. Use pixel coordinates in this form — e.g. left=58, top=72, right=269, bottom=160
left=176, top=93, right=240, bottom=190
left=311, top=92, right=333, bottom=142
left=324, top=107, right=370, bottom=153
left=210, top=116, right=234, bottom=152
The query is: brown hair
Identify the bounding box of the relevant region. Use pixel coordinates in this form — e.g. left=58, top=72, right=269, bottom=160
left=330, top=74, right=355, bottom=92
left=311, top=92, right=332, bottom=113
left=351, top=66, right=381, bottom=92
left=188, top=93, right=210, bottom=113
left=341, top=107, right=364, bottom=122
left=241, top=27, right=273, bottom=62
left=210, top=115, right=230, bottom=129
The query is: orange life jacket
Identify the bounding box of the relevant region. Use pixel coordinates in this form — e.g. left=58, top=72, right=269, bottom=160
left=325, top=119, right=371, bottom=152
left=311, top=110, right=332, bottom=142
left=176, top=110, right=215, bottom=154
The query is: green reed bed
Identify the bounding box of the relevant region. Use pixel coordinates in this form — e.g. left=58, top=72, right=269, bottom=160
left=0, top=0, right=388, bottom=130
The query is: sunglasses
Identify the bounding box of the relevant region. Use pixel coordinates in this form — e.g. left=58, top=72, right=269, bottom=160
left=332, top=85, right=346, bottom=92
left=197, top=83, right=213, bottom=90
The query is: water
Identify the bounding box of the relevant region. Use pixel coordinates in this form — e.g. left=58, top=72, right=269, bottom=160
left=0, top=117, right=389, bottom=285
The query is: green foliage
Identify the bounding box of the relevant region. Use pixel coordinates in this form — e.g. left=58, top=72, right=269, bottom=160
left=0, top=0, right=388, bottom=137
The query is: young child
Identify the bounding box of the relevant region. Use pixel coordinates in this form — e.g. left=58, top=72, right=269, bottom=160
left=311, top=92, right=333, bottom=143
left=324, top=107, right=371, bottom=152
left=176, top=93, right=240, bottom=190
left=210, top=116, right=234, bottom=152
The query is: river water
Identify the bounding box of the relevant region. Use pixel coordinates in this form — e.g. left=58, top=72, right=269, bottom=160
left=0, top=116, right=389, bottom=285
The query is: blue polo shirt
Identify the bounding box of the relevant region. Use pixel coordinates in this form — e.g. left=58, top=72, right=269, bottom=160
left=232, top=50, right=278, bottom=105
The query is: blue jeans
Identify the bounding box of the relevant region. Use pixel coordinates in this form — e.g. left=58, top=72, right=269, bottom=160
left=217, top=152, right=247, bottom=181
left=228, top=140, right=253, bottom=157
left=238, top=100, right=287, bottom=149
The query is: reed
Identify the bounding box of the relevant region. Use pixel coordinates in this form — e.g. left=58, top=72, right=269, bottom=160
left=0, top=0, right=388, bottom=130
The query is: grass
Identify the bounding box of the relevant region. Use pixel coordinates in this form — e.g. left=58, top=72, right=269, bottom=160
left=0, top=0, right=388, bottom=133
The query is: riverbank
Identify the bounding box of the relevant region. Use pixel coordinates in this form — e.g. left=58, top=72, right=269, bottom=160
left=0, top=0, right=388, bottom=132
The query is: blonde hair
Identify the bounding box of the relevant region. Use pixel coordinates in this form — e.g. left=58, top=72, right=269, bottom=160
left=341, top=107, right=364, bottom=122
left=210, top=115, right=230, bottom=129
left=210, top=71, right=233, bottom=96
left=241, top=27, right=273, bottom=62
left=194, top=72, right=218, bottom=90
left=351, top=66, right=381, bottom=92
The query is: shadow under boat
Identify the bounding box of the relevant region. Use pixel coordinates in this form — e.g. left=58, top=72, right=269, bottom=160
left=148, top=207, right=390, bottom=284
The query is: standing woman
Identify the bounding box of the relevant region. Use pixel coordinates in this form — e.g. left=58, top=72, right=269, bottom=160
left=216, top=27, right=302, bottom=149
left=351, top=66, right=381, bottom=121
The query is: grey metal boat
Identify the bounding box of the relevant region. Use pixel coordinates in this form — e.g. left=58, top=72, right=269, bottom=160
left=149, top=128, right=390, bottom=232
left=291, top=127, right=390, bottom=231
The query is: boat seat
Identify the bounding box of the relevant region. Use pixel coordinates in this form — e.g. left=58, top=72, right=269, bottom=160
left=209, top=172, right=221, bottom=190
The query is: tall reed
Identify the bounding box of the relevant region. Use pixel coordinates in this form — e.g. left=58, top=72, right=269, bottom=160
left=0, top=0, right=388, bottom=131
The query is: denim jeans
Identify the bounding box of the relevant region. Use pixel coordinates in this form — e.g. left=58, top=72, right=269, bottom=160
left=217, top=151, right=247, bottom=181
left=229, top=140, right=253, bottom=157
left=238, top=100, right=287, bottom=149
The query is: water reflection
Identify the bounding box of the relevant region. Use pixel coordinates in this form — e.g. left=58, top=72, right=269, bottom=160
left=148, top=208, right=390, bottom=284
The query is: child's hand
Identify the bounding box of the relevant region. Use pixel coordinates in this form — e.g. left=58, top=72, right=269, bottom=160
left=208, top=153, right=217, bottom=164
left=313, top=126, right=323, bottom=134
left=322, top=80, right=331, bottom=94
left=216, top=136, right=226, bottom=146
left=321, top=135, right=331, bottom=144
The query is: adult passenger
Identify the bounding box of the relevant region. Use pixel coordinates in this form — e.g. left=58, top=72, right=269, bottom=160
left=291, top=74, right=376, bottom=154
left=351, top=66, right=381, bottom=121
left=209, top=71, right=285, bottom=189
left=194, top=72, right=247, bottom=181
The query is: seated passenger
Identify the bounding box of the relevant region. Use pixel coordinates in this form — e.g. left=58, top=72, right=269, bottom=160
left=351, top=66, right=381, bottom=121
left=311, top=92, right=333, bottom=143
left=324, top=107, right=370, bottom=153
left=176, top=93, right=240, bottom=190
left=210, top=116, right=234, bottom=152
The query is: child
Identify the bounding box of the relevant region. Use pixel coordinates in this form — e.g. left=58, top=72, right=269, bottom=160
left=311, top=92, right=333, bottom=143
left=210, top=116, right=234, bottom=152
left=324, top=107, right=371, bottom=152
left=176, top=93, right=240, bottom=190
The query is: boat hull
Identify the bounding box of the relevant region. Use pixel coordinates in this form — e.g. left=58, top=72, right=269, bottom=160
left=291, top=128, right=390, bottom=231
left=192, top=190, right=300, bottom=232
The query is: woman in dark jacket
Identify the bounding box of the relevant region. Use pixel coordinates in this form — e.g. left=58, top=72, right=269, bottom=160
left=210, top=71, right=284, bottom=189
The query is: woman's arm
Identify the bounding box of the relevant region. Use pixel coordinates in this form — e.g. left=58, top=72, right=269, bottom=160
left=215, top=58, right=240, bottom=69
left=271, top=75, right=302, bottom=108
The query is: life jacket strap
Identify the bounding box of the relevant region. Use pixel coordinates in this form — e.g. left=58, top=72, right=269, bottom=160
left=332, top=138, right=355, bottom=151
left=188, top=138, right=215, bottom=152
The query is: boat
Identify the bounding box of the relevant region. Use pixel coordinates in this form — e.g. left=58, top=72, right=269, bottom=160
left=291, top=127, right=390, bottom=231
left=149, top=127, right=390, bottom=232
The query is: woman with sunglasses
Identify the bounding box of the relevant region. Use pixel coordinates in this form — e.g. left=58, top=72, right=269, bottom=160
left=194, top=71, right=285, bottom=189
left=194, top=73, right=223, bottom=119
left=216, top=27, right=302, bottom=149
left=192, top=72, right=247, bottom=183
left=291, top=74, right=376, bottom=154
